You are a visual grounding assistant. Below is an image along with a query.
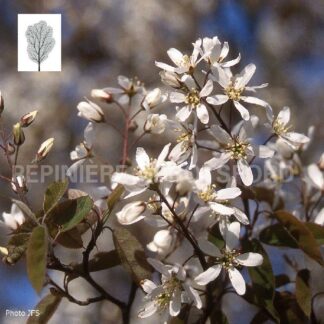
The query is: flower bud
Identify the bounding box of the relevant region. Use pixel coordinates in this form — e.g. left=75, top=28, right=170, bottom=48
left=144, top=114, right=167, bottom=134
left=11, top=175, right=28, bottom=193
left=13, top=123, right=25, bottom=146
left=0, top=91, right=4, bottom=114
left=77, top=101, right=105, bottom=123
left=91, top=89, right=113, bottom=103
left=116, top=201, right=146, bottom=225
left=147, top=230, right=173, bottom=255
left=20, top=110, right=38, bottom=127
left=0, top=247, right=8, bottom=256
left=36, top=138, right=54, bottom=162
left=143, top=88, right=166, bottom=111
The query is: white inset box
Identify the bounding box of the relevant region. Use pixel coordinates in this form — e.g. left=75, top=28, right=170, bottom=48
left=18, top=14, right=61, bottom=72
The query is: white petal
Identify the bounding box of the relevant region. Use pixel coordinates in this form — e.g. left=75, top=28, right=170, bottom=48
left=277, top=106, right=291, bottom=126
left=141, top=279, right=157, bottom=294
left=236, top=252, right=263, bottom=266
left=198, top=238, right=222, bottom=257
left=209, top=202, right=235, bottom=215
left=84, top=122, right=94, bottom=147
left=167, top=48, right=184, bottom=66
left=147, top=258, right=170, bottom=277
left=219, top=42, right=229, bottom=60
left=224, top=221, right=240, bottom=250
left=138, top=301, right=158, bottom=318
left=136, top=147, right=150, bottom=170
left=307, top=164, right=323, bottom=189
left=206, top=95, right=229, bottom=106
left=215, top=187, right=241, bottom=200
left=237, top=159, right=253, bottom=186
left=235, top=63, right=256, bottom=88
left=253, top=145, right=274, bottom=159
left=204, top=154, right=230, bottom=170
left=283, top=132, right=310, bottom=144
left=209, top=125, right=232, bottom=144
left=200, top=80, right=213, bottom=97
left=169, top=289, right=181, bottom=316
left=196, top=167, right=212, bottom=190
left=241, top=96, right=270, bottom=109
left=176, top=106, right=192, bottom=122
left=233, top=207, right=249, bottom=225
left=170, top=92, right=186, bottom=103
left=155, top=61, right=177, bottom=72
left=221, top=53, right=241, bottom=68
left=112, top=172, right=144, bottom=186
left=182, top=75, right=196, bottom=89
left=228, top=267, right=246, bottom=295
left=234, top=101, right=250, bottom=120
left=157, top=143, right=171, bottom=167
left=194, top=265, right=222, bottom=285
left=184, top=285, right=202, bottom=309
left=196, top=104, right=209, bottom=124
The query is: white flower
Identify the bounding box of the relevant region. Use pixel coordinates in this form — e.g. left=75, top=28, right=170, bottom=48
left=168, top=121, right=197, bottom=169
left=144, top=114, right=167, bottom=134
left=77, top=100, right=104, bottom=123
left=138, top=258, right=202, bottom=321
left=204, top=124, right=274, bottom=186
left=67, top=123, right=94, bottom=177
left=207, top=64, right=271, bottom=120
left=1, top=203, right=25, bottom=230
left=155, top=41, right=202, bottom=74
left=170, top=75, right=213, bottom=124
left=147, top=229, right=174, bottom=255
left=267, top=107, right=309, bottom=148
left=116, top=201, right=146, bottom=225
left=194, top=168, right=245, bottom=220
left=143, top=88, right=167, bottom=111
left=194, top=222, right=263, bottom=295
left=112, top=144, right=173, bottom=197
left=197, top=36, right=241, bottom=68
left=91, top=88, right=112, bottom=102
left=160, top=71, right=182, bottom=89
left=307, top=164, right=324, bottom=191
left=11, top=175, right=27, bottom=193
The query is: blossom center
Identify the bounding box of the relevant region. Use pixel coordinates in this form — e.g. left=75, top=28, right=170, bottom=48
left=273, top=119, right=291, bottom=135
left=185, top=89, right=200, bottom=108
left=136, top=160, right=157, bottom=181
left=226, top=139, right=249, bottom=160
left=154, top=275, right=181, bottom=311
left=179, top=55, right=191, bottom=68
left=220, top=249, right=240, bottom=269
left=225, top=85, right=243, bottom=101
left=198, top=185, right=216, bottom=202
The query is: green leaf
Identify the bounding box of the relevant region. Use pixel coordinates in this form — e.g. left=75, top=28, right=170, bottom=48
left=259, top=224, right=298, bottom=248
left=107, top=184, right=124, bottom=210
left=113, top=227, right=152, bottom=285
left=296, top=269, right=311, bottom=317
left=43, top=179, right=69, bottom=214
left=243, top=239, right=279, bottom=323
left=27, top=293, right=62, bottom=324
left=274, top=211, right=324, bottom=266
left=47, top=196, right=93, bottom=233
left=4, top=233, right=30, bottom=265
left=305, top=223, right=324, bottom=245
left=26, top=226, right=48, bottom=293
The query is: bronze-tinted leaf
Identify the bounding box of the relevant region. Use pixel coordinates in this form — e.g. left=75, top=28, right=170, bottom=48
left=296, top=269, right=311, bottom=317
left=26, top=226, right=48, bottom=293
left=113, top=227, right=151, bottom=285
left=27, top=293, right=61, bottom=324
left=274, top=211, right=324, bottom=266
left=305, top=223, right=324, bottom=245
